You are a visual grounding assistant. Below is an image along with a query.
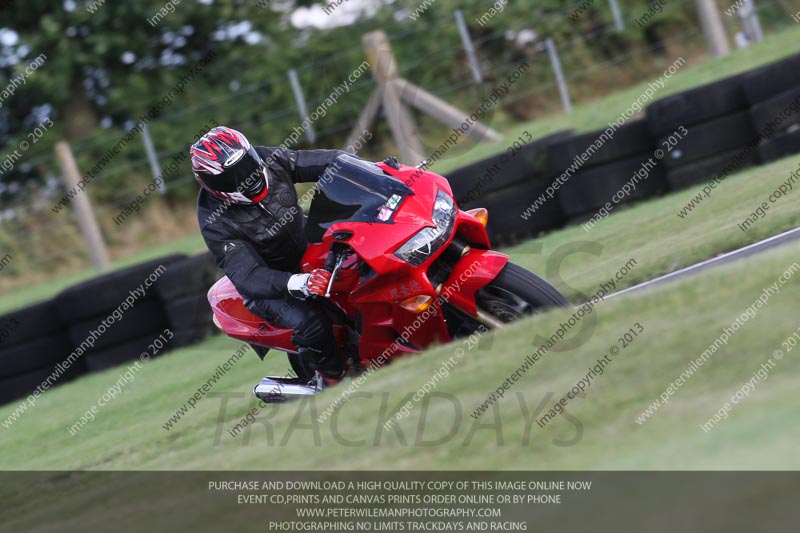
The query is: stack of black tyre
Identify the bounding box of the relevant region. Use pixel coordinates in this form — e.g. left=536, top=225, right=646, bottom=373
left=550, top=119, right=666, bottom=221
left=155, top=252, right=222, bottom=348
left=743, top=54, right=800, bottom=163
left=55, top=255, right=186, bottom=372
left=0, top=300, right=85, bottom=404
left=447, top=131, right=573, bottom=245
left=646, top=73, right=760, bottom=190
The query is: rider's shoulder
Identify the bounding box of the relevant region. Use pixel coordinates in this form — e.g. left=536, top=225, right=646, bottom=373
left=256, top=145, right=296, bottom=172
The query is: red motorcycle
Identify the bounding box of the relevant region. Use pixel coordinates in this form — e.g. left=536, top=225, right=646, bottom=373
left=208, top=155, right=567, bottom=401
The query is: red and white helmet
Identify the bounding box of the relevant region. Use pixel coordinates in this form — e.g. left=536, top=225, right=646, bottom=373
left=190, top=126, right=269, bottom=205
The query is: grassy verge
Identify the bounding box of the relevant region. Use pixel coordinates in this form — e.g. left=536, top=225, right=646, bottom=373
left=1, top=227, right=797, bottom=471
left=2, top=140, right=799, bottom=470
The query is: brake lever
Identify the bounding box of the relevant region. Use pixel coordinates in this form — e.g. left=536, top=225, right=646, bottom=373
left=324, top=253, right=346, bottom=298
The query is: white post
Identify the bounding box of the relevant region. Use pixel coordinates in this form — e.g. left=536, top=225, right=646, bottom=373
left=55, top=142, right=111, bottom=272
left=141, top=123, right=167, bottom=194
left=288, top=68, right=317, bottom=144
left=546, top=37, right=572, bottom=113
left=609, top=0, right=625, bottom=31
left=455, top=9, right=483, bottom=83
left=694, top=0, right=731, bottom=57
left=738, top=0, right=764, bottom=44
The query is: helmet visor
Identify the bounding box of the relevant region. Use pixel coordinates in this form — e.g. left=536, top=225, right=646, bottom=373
left=235, top=146, right=268, bottom=199
left=201, top=145, right=268, bottom=201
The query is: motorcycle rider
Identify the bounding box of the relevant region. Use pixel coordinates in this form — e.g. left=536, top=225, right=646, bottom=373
left=191, top=126, right=349, bottom=387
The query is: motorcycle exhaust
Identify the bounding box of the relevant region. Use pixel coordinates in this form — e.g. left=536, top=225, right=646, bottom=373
left=254, top=376, right=317, bottom=403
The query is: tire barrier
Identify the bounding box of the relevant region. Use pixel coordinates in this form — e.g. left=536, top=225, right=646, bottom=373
left=66, top=300, right=169, bottom=352
left=55, top=255, right=186, bottom=322
left=0, top=299, right=63, bottom=345
left=450, top=131, right=573, bottom=246
left=155, top=253, right=221, bottom=348
left=739, top=54, right=800, bottom=169
left=53, top=255, right=185, bottom=374
left=548, top=120, right=653, bottom=172
left=0, top=364, right=83, bottom=406
left=447, top=130, right=573, bottom=204
left=758, top=127, right=800, bottom=164
left=559, top=153, right=666, bottom=219
left=741, top=53, right=800, bottom=105
left=665, top=147, right=761, bottom=191
left=654, top=111, right=761, bottom=189
left=0, top=255, right=187, bottom=405
left=83, top=334, right=166, bottom=372
left=461, top=183, right=562, bottom=246
left=645, top=73, right=749, bottom=137
left=549, top=119, right=666, bottom=219
left=0, top=300, right=84, bottom=405
left=154, top=252, right=220, bottom=302
left=749, top=87, right=800, bottom=133
left=0, top=333, right=76, bottom=380
left=659, top=111, right=759, bottom=170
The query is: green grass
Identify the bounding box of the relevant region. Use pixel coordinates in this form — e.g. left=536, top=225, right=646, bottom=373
left=1, top=230, right=797, bottom=471
left=1, top=147, right=799, bottom=470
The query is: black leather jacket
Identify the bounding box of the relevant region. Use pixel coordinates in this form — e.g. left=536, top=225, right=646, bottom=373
left=198, top=146, right=348, bottom=301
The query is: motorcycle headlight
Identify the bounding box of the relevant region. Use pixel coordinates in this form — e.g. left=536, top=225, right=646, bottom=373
left=395, top=190, right=456, bottom=266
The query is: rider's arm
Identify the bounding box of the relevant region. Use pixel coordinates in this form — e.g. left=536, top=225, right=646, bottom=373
left=201, top=225, right=292, bottom=300
left=274, top=147, right=353, bottom=184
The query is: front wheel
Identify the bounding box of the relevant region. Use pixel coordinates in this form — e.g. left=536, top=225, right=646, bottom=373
left=475, top=262, right=567, bottom=324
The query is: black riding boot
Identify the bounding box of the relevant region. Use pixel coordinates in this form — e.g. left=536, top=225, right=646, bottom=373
left=298, top=346, right=344, bottom=381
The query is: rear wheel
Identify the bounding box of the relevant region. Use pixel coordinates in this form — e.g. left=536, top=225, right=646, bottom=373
left=476, top=262, right=567, bottom=324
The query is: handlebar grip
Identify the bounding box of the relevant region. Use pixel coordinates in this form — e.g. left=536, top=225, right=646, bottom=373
left=323, top=248, right=339, bottom=272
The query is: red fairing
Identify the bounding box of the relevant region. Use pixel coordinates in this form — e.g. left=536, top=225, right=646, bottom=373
left=439, top=250, right=509, bottom=316
left=208, top=159, right=507, bottom=370
left=207, top=277, right=348, bottom=353
left=208, top=277, right=298, bottom=353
